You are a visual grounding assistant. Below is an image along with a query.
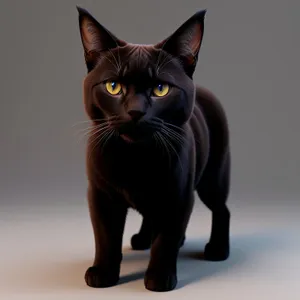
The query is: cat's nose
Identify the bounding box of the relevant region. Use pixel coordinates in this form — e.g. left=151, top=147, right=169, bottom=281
left=127, top=110, right=146, bottom=122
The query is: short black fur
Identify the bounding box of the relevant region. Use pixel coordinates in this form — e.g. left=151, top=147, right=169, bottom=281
left=76, top=7, right=231, bottom=292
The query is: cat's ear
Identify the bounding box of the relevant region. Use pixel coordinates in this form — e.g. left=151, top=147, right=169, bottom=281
left=154, top=10, right=206, bottom=77
left=76, top=6, right=126, bottom=72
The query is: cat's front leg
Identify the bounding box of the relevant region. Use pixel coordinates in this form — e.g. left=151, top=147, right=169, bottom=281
left=84, top=185, right=127, bottom=288
left=144, top=192, right=194, bottom=292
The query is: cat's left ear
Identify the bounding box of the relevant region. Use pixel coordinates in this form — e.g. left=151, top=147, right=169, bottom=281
left=154, top=10, right=207, bottom=77
left=76, top=6, right=126, bottom=72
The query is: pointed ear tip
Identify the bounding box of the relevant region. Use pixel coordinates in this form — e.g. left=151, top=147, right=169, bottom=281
left=76, top=6, right=88, bottom=15
left=195, top=9, right=207, bottom=19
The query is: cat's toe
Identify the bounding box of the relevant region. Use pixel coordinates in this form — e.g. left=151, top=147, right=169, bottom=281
left=204, top=242, right=230, bottom=261
left=84, top=266, right=119, bottom=288
left=131, top=233, right=151, bottom=250
left=144, top=271, right=177, bottom=292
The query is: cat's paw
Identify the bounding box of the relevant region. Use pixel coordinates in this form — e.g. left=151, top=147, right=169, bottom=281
left=131, top=233, right=151, bottom=250
left=84, top=266, right=119, bottom=288
left=204, top=242, right=230, bottom=261
left=144, top=270, right=177, bottom=292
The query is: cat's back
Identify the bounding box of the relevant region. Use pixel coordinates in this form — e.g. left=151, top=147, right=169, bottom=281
left=190, top=86, right=230, bottom=185
left=193, top=86, right=229, bottom=139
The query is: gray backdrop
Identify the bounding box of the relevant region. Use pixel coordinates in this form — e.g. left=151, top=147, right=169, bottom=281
left=0, top=0, right=299, bottom=205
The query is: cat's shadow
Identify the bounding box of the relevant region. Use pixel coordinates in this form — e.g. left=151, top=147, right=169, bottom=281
left=16, top=232, right=283, bottom=292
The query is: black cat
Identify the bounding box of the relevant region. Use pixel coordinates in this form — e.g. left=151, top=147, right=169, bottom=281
left=76, top=6, right=231, bottom=292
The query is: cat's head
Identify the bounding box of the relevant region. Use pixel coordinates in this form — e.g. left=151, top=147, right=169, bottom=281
left=77, top=7, right=206, bottom=143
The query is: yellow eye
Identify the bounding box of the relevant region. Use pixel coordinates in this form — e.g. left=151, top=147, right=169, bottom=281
left=105, top=81, right=122, bottom=95
left=152, top=83, right=170, bottom=97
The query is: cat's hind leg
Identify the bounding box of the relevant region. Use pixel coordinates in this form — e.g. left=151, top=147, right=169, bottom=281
left=131, top=217, right=152, bottom=250
left=196, top=149, right=231, bottom=261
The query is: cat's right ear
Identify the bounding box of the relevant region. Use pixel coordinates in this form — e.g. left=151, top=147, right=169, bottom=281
left=76, top=6, right=126, bottom=72
left=154, top=10, right=206, bottom=77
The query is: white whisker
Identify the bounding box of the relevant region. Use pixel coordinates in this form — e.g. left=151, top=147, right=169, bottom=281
left=100, top=129, right=116, bottom=155
left=74, top=118, right=125, bottom=144
left=87, top=127, right=113, bottom=162
left=72, top=116, right=118, bottom=127
left=161, top=128, right=184, bottom=146
left=162, top=133, right=184, bottom=173
left=156, top=131, right=171, bottom=168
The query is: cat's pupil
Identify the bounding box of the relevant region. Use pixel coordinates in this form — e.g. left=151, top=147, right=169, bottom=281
left=111, top=82, right=117, bottom=90
left=157, top=84, right=163, bottom=91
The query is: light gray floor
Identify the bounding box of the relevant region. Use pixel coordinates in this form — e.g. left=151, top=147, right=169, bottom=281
left=0, top=192, right=299, bottom=300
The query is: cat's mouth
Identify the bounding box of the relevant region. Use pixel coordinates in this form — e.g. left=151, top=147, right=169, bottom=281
left=119, top=130, right=152, bottom=143
left=120, top=134, right=135, bottom=143
left=118, top=121, right=156, bottom=143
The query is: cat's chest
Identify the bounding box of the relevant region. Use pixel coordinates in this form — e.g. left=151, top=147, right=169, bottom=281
left=114, top=153, right=166, bottom=184
left=103, top=145, right=171, bottom=189
left=115, top=156, right=177, bottom=211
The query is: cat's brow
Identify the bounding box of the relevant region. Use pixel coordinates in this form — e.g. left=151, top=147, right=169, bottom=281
left=120, top=46, right=155, bottom=80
